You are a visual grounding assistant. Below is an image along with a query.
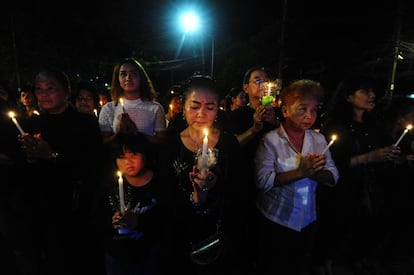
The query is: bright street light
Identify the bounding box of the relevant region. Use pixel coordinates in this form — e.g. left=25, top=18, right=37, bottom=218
left=176, top=10, right=214, bottom=77
left=180, top=12, right=199, bottom=33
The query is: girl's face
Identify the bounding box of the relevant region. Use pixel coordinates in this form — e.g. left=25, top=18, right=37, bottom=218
left=283, top=95, right=319, bottom=131
left=119, top=63, right=140, bottom=94
left=116, top=150, right=145, bottom=177
left=20, top=91, right=36, bottom=107
left=183, top=90, right=218, bottom=131
left=347, top=88, right=376, bottom=111
left=232, top=91, right=248, bottom=110
left=34, top=74, right=69, bottom=114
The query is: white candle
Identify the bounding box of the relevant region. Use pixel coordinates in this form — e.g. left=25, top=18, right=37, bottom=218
left=394, top=124, right=412, bottom=146
left=201, top=128, right=209, bottom=169
left=8, top=111, right=25, bottom=135
left=117, top=171, right=126, bottom=214
left=119, top=98, right=126, bottom=112
left=322, top=134, right=337, bottom=154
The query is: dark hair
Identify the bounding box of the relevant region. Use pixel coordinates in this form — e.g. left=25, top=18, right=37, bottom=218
left=74, top=81, right=100, bottom=107
left=182, top=75, right=221, bottom=103
left=35, top=68, right=71, bottom=94
left=243, top=65, right=267, bottom=84
left=110, top=58, right=157, bottom=103
left=224, top=87, right=245, bottom=111
left=107, top=132, right=155, bottom=170
left=325, top=75, right=377, bottom=122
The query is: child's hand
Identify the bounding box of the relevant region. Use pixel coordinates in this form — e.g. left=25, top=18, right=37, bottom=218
left=112, top=211, right=137, bottom=230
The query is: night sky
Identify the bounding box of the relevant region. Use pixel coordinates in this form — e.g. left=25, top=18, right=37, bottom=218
left=2, top=0, right=414, bottom=96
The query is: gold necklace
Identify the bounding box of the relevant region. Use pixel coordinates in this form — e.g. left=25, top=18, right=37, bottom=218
left=187, top=130, right=203, bottom=151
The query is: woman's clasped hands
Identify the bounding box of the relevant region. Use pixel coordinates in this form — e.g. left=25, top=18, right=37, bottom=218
left=299, top=153, right=326, bottom=178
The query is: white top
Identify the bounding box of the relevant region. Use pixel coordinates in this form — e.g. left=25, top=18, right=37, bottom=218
left=98, top=98, right=167, bottom=136
left=255, top=125, right=339, bottom=231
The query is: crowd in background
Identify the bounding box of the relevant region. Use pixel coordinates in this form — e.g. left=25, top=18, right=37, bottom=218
left=1, top=58, right=414, bottom=275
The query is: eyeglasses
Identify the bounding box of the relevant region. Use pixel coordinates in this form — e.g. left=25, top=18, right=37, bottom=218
left=249, top=78, right=267, bottom=85
left=76, top=96, right=94, bottom=102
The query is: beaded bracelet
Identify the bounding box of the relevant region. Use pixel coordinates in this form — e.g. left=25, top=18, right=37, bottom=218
left=189, top=192, right=201, bottom=206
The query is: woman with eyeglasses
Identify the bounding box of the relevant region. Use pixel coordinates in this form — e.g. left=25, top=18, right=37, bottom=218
left=73, top=81, right=100, bottom=116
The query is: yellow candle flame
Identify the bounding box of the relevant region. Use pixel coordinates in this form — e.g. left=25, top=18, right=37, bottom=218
left=8, top=111, right=16, bottom=118
left=407, top=124, right=412, bottom=130
left=331, top=134, right=337, bottom=141
left=203, top=128, right=208, bottom=137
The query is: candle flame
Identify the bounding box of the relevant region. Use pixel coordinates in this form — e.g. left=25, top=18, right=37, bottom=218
left=8, top=111, right=16, bottom=118
left=407, top=124, right=412, bottom=130
left=119, top=98, right=124, bottom=107
left=117, top=170, right=122, bottom=177
left=203, top=128, right=208, bottom=137
left=331, top=134, right=337, bottom=141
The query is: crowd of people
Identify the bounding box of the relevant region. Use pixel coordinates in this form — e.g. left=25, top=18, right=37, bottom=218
left=1, top=58, right=414, bottom=275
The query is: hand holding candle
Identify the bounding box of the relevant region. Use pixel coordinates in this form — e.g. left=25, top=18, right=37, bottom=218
left=394, top=124, right=412, bottom=146
left=117, top=171, right=126, bottom=214
left=8, top=111, right=25, bottom=135
left=322, top=134, right=337, bottom=154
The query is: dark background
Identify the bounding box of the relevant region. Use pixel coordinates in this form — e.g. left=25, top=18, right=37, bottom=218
left=2, top=0, right=414, bottom=100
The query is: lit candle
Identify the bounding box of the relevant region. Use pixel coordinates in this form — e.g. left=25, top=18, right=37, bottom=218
left=201, top=128, right=209, bottom=170
left=117, top=171, right=126, bottom=214
left=93, top=109, right=98, bottom=117
left=119, top=98, right=126, bottom=112
left=261, top=82, right=275, bottom=106
left=394, top=124, right=412, bottom=146
left=99, top=100, right=103, bottom=107
left=8, top=111, right=25, bottom=135
left=322, top=134, right=337, bottom=154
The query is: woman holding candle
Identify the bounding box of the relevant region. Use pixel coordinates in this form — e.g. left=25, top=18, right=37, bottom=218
left=375, top=98, right=414, bottom=269
left=254, top=79, right=339, bottom=275
left=98, top=58, right=167, bottom=144
left=159, top=75, right=249, bottom=274
left=318, top=75, right=401, bottom=274
left=94, top=132, right=164, bottom=275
